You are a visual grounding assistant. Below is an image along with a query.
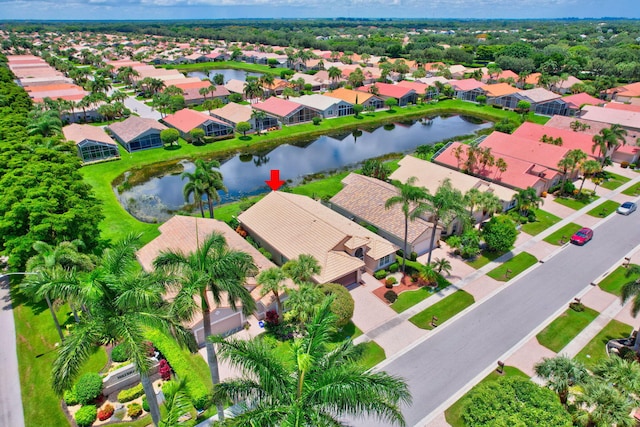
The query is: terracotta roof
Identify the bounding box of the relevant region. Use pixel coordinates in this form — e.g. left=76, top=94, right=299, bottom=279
left=63, top=123, right=117, bottom=146
left=543, top=115, right=638, bottom=147
left=512, top=122, right=596, bottom=158
left=451, top=79, right=485, bottom=92
left=224, top=79, right=245, bottom=94
left=107, top=116, right=167, bottom=143
left=525, top=73, right=542, bottom=85
left=605, top=102, right=640, bottom=113
left=238, top=192, right=397, bottom=284
left=606, top=82, right=640, bottom=98
left=562, top=93, right=604, bottom=109
left=253, top=97, right=304, bottom=118
left=330, top=173, right=434, bottom=245
left=483, top=69, right=518, bottom=81
left=357, top=82, right=415, bottom=99
left=396, top=80, right=429, bottom=94
left=162, top=108, right=228, bottom=133
left=323, top=87, right=375, bottom=105
left=482, top=83, right=520, bottom=97
left=556, top=76, right=583, bottom=90
left=481, top=131, right=569, bottom=170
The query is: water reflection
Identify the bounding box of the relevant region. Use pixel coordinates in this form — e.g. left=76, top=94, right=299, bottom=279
left=116, top=115, right=491, bottom=222
left=187, top=69, right=262, bottom=83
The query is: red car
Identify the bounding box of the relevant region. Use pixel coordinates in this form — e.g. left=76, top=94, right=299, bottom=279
left=570, top=227, right=593, bottom=246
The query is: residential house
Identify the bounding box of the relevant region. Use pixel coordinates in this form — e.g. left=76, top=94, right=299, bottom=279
left=162, top=108, right=234, bottom=139
left=107, top=116, right=168, bottom=152
left=604, top=82, right=640, bottom=103
left=136, top=215, right=291, bottom=345
left=482, top=69, right=518, bottom=84
left=238, top=191, right=398, bottom=286
left=328, top=173, right=439, bottom=255
left=451, top=79, right=486, bottom=103
left=209, top=102, right=256, bottom=131
left=252, top=97, right=321, bottom=125
left=356, top=83, right=417, bottom=106
left=224, top=79, right=246, bottom=96
left=448, top=64, right=468, bottom=79
left=63, top=123, right=120, bottom=163
left=580, top=105, right=640, bottom=133
left=554, top=76, right=583, bottom=94
left=183, top=85, right=230, bottom=106
left=514, top=88, right=568, bottom=116
left=323, top=87, right=385, bottom=110
left=293, top=94, right=353, bottom=118
left=482, top=83, right=521, bottom=108
left=561, top=92, right=604, bottom=116
left=396, top=80, right=432, bottom=100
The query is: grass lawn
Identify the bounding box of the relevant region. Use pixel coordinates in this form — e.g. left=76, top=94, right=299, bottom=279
left=355, top=341, right=386, bottom=369
left=486, top=252, right=537, bottom=282
left=553, top=195, right=599, bottom=210
left=587, top=200, right=620, bottom=218
left=600, top=172, right=631, bottom=190
left=536, top=306, right=599, bottom=352
left=444, top=366, right=528, bottom=427
left=409, top=290, right=475, bottom=330
left=466, top=249, right=507, bottom=269
left=390, top=287, right=436, bottom=313
left=575, top=319, right=633, bottom=368
left=520, top=209, right=561, bottom=236
left=598, top=264, right=640, bottom=296
left=622, top=182, right=640, bottom=196
left=543, top=223, right=583, bottom=246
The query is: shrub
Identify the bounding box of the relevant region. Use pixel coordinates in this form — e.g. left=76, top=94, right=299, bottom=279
left=527, top=212, right=537, bottom=223
left=320, top=283, right=355, bottom=328
left=374, top=270, right=388, bottom=280
left=482, top=216, right=518, bottom=253
left=569, top=301, right=585, bottom=312
left=75, top=373, right=103, bottom=405
left=258, top=247, right=272, bottom=260
left=159, top=359, right=172, bottom=381
left=410, top=252, right=418, bottom=261
left=396, top=249, right=404, bottom=258
left=127, top=403, right=143, bottom=418
left=75, top=405, right=97, bottom=427
left=111, top=343, right=129, bottom=363
left=63, top=389, right=79, bottom=406
left=117, top=383, right=144, bottom=403
left=621, top=161, right=630, bottom=168
left=388, top=262, right=399, bottom=273
left=98, top=403, right=114, bottom=421
left=384, top=290, right=398, bottom=303
left=618, top=346, right=638, bottom=362
left=265, top=309, right=279, bottom=326
left=312, top=116, right=322, bottom=125
left=386, top=277, right=397, bottom=286
left=142, top=396, right=149, bottom=412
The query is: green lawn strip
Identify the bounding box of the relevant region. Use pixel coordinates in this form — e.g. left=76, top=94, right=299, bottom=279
left=520, top=209, right=561, bottom=236
left=575, top=319, right=633, bottom=368
left=163, top=60, right=274, bottom=74
left=486, top=252, right=538, bottom=282
left=587, top=200, right=620, bottom=218
left=354, top=341, right=386, bottom=370
left=600, top=172, right=631, bottom=190
left=553, top=196, right=599, bottom=210
left=543, top=223, right=583, bottom=246
left=444, top=366, right=529, bottom=427
left=536, top=307, right=599, bottom=352
left=466, top=249, right=507, bottom=269
left=334, top=321, right=363, bottom=341
left=622, top=182, right=640, bottom=196
left=598, top=264, right=640, bottom=296
left=409, top=290, right=475, bottom=330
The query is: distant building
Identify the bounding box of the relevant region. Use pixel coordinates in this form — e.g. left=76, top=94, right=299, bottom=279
left=63, top=123, right=120, bottom=163
left=107, top=116, right=168, bottom=152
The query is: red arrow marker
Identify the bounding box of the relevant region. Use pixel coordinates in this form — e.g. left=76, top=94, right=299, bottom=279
left=265, top=169, right=285, bottom=191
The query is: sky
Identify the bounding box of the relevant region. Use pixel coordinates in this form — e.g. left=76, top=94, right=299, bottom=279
left=1, top=0, right=639, bottom=21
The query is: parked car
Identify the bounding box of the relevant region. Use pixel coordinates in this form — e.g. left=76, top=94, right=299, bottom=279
left=617, top=201, right=637, bottom=215
left=570, top=227, right=593, bottom=246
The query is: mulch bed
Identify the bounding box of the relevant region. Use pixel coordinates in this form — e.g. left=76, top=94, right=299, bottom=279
left=372, top=274, right=430, bottom=303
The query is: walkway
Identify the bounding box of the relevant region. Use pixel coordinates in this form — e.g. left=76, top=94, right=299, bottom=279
left=123, top=97, right=162, bottom=121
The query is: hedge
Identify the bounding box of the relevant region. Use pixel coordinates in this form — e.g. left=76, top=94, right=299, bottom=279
left=111, top=343, right=129, bottom=363
left=75, top=373, right=103, bottom=405
left=117, top=383, right=144, bottom=403
left=63, top=389, right=79, bottom=406
left=75, top=405, right=97, bottom=427
left=145, top=329, right=211, bottom=410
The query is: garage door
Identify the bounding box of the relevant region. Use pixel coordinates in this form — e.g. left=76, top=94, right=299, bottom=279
left=335, top=272, right=358, bottom=287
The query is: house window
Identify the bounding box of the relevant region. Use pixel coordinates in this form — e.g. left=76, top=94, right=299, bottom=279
left=378, top=254, right=392, bottom=268
left=355, top=247, right=364, bottom=260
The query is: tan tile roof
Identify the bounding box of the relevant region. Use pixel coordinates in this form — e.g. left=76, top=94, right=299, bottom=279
left=62, top=123, right=117, bottom=146
left=238, top=192, right=396, bottom=284
left=330, top=173, right=434, bottom=245
left=210, top=102, right=252, bottom=124
left=107, top=116, right=167, bottom=143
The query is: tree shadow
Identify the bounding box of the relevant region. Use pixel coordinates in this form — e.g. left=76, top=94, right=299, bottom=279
left=163, top=144, right=182, bottom=151
left=239, top=135, right=252, bottom=141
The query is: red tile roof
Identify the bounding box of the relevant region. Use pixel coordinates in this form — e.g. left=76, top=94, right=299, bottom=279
left=356, top=82, right=415, bottom=99
left=512, top=122, right=596, bottom=158
left=562, top=93, right=603, bottom=109
left=397, top=80, right=429, bottom=94
left=162, top=108, right=226, bottom=133
left=482, top=131, right=569, bottom=170
left=604, top=102, right=640, bottom=113
left=253, top=97, right=303, bottom=117
left=450, top=79, right=485, bottom=91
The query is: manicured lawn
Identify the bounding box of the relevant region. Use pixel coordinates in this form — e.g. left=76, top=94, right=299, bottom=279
left=598, top=264, right=640, bottom=296
left=520, top=209, right=561, bottom=236
left=553, top=195, right=599, bottom=210
left=390, top=287, right=436, bottom=313
left=536, top=306, right=599, bottom=352
left=355, top=341, right=386, bottom=369
left=587, top=200, right=620, bottom=218
left=543, top=223, right=583, bottom=246
left=409, top=290, right=475, bottom=330
left=600, top=172, right=631, bottom=190
left=444, top=366, right=528, bottom=427
left=486, top=252, right=537, bottom=282
left=466, top=249, right=507, bottom=269
left=575, top=319, right=633, bottom=368
left=334, top=320, right=363, bottom=341
left=622, top=182, right=640, bottom=196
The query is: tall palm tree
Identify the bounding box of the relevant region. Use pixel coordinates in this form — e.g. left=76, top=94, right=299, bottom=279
left=385, top=176, right=430, bottom=274
left=209, top=298, right=411, bottom=426
left=327, top=66, right=342, bottom=88
left=556, top=157, right=575, bottom=195
left=478, top=192, right=504, bottom=221
left=620, top=264, right=640, bottom=351
left=259, top=73, right=275, bottom=98
left=257, top=266, right=288, bottom=319
left=578, top=160, right=601, bottom=192
left=424, top=178, right=466, bottom=264
left=514, top=187, right=543, bottom=216
left=192, top=159, right=227, bottom=219
left=243, top=77, right=263, bottom=103
left=153, top=232, right=258, bottom=422
left=250, top=109, right=267, bottom=135
left=534, top=355, right=589, bottom=405
left=181, top=168, right=207, bottom=218
left=51, top=234, right=194, bottom=427
left=574, top=381, right=636, bottom=427
left=159, top=378, right=192, bottom=427
left=463, top=188, right=483, bottom=218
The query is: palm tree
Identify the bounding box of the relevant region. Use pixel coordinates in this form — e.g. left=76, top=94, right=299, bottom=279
left=556, top=157, right=575, bottom=195
left=385, top=176, right=430, bottom=274
left=431, top=257, right=452, bottom=276
left=478, top=192, right=504, bottom=220
left=578, top=160, right=601, bottom=192
left=620, top=264, right=640, bottom=352
left=463, top=188, right=483, bottom=218
left=574, top=381, right=636, bottom=427
left=424, top=178, right=466, bottom=264
left=257, top=266, right=288, bottom=319
left=243, top=77, right=262, bottom=103
left=153, top=232, right=258, bottom=422
left=251, top=109, right=267, bottom=135
left=27, top=111, right=62, bottom=137
left=193, top=159, right=227, bottom=219
left=495, top=157, right=508, bottom=180
left=181, top=168, right=207, bottom=218
left=514, top=187, right=543, bottom=216
left=328, top=66, right=342, bottom=88
left=282, top=254, right=321, bottom=285
left=284, top=283, right=324, bottom=327
left=259, top=73, right=275, bottom=98
left=209, top=298, right=410, bottom=426
left=534, top=356, right=588, bottom=405
left=159, top=378, right=192, bottom=427
left=592, top=355, right=640, bottom=397
left=51, top=234, right=194, bottom=427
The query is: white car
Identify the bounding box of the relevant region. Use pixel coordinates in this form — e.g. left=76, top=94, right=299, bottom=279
left=617, top=202, right=637, bottom=215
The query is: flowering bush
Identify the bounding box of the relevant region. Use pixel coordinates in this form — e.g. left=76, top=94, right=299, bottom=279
left=98, top=403, right=114, bottom=421
left=159, top=359, right=172, bottom=381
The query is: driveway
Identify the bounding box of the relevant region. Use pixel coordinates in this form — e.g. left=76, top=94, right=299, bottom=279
left=123, top=97, right=162, bottom=121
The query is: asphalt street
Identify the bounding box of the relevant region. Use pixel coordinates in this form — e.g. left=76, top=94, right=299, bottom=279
left=349, top=212, right=640, bottom=427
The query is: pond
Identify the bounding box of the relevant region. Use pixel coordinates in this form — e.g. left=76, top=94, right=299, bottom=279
left=187, top=69, right=262, bottom=84
left=116, top=115, right=492, bottom=223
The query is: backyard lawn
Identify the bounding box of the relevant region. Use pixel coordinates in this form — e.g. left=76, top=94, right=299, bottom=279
left=598, top=264, right=640, bottom=296
left=519, top=209, right=561, bottom=236
left=543, top=223, right=583, bottom=246
left=486, top=252, right=538, bottom=281
left=600, top=172, right=631, bottom=190
left=553, top=196, right=599, bottom=210
left=575, top=319, right=633, bottom=368
left=444, top=366, right=528, bottom=427
left=586, top=200, right=620, bottom=218
left=536, top=306, right=599, bottom=352
left=409, top=290, right=475, bottom=330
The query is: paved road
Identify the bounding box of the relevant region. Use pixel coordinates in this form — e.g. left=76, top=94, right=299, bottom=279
left=0, top=275, right=25, bottom=427
left=123, top=97, right=162, bottom=120
left=350, top=212, right=640, bottom=427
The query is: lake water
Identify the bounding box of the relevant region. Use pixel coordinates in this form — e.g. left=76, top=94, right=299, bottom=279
left=116, top=115, right=491, bottom=222
left=187, top=69, right=262, bottom=83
